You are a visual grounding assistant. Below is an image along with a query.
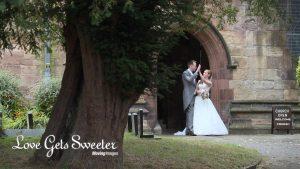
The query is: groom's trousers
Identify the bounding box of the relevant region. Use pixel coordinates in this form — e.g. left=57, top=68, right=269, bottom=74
left=185, top=96, right=195, bottom=133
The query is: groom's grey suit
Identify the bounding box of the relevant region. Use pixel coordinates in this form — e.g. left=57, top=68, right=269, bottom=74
left=182, top=69, right=198, bottom=134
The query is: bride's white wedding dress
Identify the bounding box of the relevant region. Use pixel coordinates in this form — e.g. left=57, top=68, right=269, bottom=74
left=174, top=82, right=228, bottom=136
left=193, top=82, right=228, bottom=135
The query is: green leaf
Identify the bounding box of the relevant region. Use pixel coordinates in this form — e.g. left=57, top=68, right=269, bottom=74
left=0, top=2, right=6, bottom=12
left=122, top=0, right=134, bottom=13
left=10, top=0, right=24, bottom=7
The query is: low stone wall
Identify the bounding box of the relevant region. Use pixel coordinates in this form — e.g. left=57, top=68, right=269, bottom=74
left=229, top=101, right=300, bottom=134
left=3, top=129, right=45, bottom=136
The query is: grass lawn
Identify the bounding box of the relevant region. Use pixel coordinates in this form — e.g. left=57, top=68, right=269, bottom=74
left=0, top=133, right=261, bottom=169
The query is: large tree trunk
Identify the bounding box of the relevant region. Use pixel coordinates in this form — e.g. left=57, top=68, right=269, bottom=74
left=33, top=21, right=139, bottom=169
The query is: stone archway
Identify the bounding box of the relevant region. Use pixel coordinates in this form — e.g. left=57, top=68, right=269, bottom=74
left=192, top=23, right=236, bottom=123
left=157, top=33, right=210, bottom=132
left=156, top=23, right=235, bottom=133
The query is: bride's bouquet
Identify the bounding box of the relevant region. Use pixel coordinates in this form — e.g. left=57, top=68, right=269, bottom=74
left=197, top=89, right=209, bottom=100
left=200, top=91, right=209, bottom=100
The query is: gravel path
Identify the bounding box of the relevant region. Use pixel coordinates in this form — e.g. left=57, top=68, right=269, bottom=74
left=173, top=134, right=300, bottom=169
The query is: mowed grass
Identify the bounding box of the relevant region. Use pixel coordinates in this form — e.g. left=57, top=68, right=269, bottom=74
left=0, top=133, right=261, bottom=169
left=123, top=134, right=261, bottom=169
left=0, top=136, right=47, bottom=169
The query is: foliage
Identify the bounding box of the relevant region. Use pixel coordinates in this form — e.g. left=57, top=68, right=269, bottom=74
left=29, top=109, right=50, bottom=128
left=3, top=111, right=27, bottom=129
left=0, top=70, right=26, bottom=118
left=0, top=0, right=242, bottom=97
left=87, top=0, right=243, bottom=96
left=0, top=0, right=283, bottom=98
left=296, top=57, right=300, bottom=85
left=32, top=111, right=49, bottom=128
left=242, top=0, right=284, bottom=24
left=157, top=63, right=181, bottom=99
left=33, top=78, right=61, bottom=117
left=0, top=0, right=63, bottom=55
left=3, top=109, right=49, bottom=129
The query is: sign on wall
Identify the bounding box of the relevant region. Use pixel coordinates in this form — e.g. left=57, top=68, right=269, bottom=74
left=272, top=106, right=293, bottom=134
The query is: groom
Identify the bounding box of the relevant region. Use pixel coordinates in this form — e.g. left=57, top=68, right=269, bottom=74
left=182, top=60, right=201, bottom=136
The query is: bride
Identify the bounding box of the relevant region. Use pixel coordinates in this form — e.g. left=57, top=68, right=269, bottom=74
left=193, top=68, right=228, bottom=135
left=174, top=67, right=228, bottom=136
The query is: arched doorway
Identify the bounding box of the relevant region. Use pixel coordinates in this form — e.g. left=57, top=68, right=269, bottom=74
left=158, top=33, right=210, bottom=133
left=158, top=24, right=235, bottom=133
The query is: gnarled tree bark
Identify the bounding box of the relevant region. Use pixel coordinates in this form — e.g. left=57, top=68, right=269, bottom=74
left=33, top=20, right=140, bottom=169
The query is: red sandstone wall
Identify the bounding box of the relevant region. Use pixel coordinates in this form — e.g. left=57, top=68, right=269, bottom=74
left=0, top=47, right=65, bottom=99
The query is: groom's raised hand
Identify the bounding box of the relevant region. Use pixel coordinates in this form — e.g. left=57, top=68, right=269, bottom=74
left=196, top=64, right=201, bottom=73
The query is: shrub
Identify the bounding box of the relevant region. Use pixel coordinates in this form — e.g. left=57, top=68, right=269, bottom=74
left=3, top=109, right=50, bottom=129
left=0, top=70, right=26, bottom=118
left=34, top=78, right=61, bottom=117
left=32, top=110, right=49, bottom=128
left=296, top=57, right=300, bottom=85
left=3, top=111, right=27, bottom=129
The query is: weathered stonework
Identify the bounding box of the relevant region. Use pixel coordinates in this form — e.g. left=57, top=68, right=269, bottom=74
left=223, top=1, right=299, bottom=103
left=221, top=1, right=300, bottom=134
left=0, top=47, right=65, bottom=99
